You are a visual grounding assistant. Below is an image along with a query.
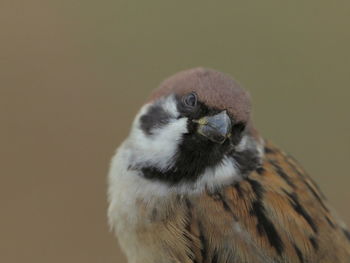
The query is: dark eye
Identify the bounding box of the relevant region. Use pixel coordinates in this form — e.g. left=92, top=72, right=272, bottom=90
left=182, top=92, right=198, bottom=108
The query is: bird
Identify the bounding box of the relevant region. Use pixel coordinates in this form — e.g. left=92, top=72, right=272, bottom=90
left=107, top=68, right=350, bottom=263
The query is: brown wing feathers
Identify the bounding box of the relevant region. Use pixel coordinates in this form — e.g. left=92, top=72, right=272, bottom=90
left=184, top=142, right=350, bottom=262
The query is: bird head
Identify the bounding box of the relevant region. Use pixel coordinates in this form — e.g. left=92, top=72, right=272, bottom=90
left=124, top=68, right=263, bottom=191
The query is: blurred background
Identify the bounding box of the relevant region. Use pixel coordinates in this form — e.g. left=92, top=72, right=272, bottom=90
left=1, top=1, right=349, bottom=262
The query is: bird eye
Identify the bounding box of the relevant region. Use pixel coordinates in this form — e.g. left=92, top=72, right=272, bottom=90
left=182, top=92, right=198, bottom=108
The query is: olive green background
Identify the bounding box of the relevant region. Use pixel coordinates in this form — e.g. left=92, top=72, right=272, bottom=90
left=1, top=1, right=349, bottom=262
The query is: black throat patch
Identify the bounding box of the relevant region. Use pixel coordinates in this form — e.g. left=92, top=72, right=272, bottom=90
left=137, top=95, right=260, bottom=185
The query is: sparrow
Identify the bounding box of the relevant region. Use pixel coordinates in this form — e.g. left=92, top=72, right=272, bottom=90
left=107, top=68, right=350, bottom=263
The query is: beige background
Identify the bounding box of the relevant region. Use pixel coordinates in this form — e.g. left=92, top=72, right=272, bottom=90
left=1, top=1, right=349, bottom=262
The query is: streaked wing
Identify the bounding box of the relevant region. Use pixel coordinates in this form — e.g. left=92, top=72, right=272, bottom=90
left=185, top=142, right=350, bottom=263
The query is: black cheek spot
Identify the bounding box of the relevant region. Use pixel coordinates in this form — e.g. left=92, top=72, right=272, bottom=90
left=140, top=104, right=172, bottom=135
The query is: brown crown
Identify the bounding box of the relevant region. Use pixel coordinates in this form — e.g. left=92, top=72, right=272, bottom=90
left=149, top=67, right=252, bottom=123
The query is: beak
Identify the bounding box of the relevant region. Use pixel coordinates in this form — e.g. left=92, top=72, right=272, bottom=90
left=193, top=111, right=232, bottom=144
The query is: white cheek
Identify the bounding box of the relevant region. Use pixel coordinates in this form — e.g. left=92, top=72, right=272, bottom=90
left=127, top=96, right=188, bottom=172
left=129, top=118, right=188, bottom=171
left=162, top=95, right=180, bottom=118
